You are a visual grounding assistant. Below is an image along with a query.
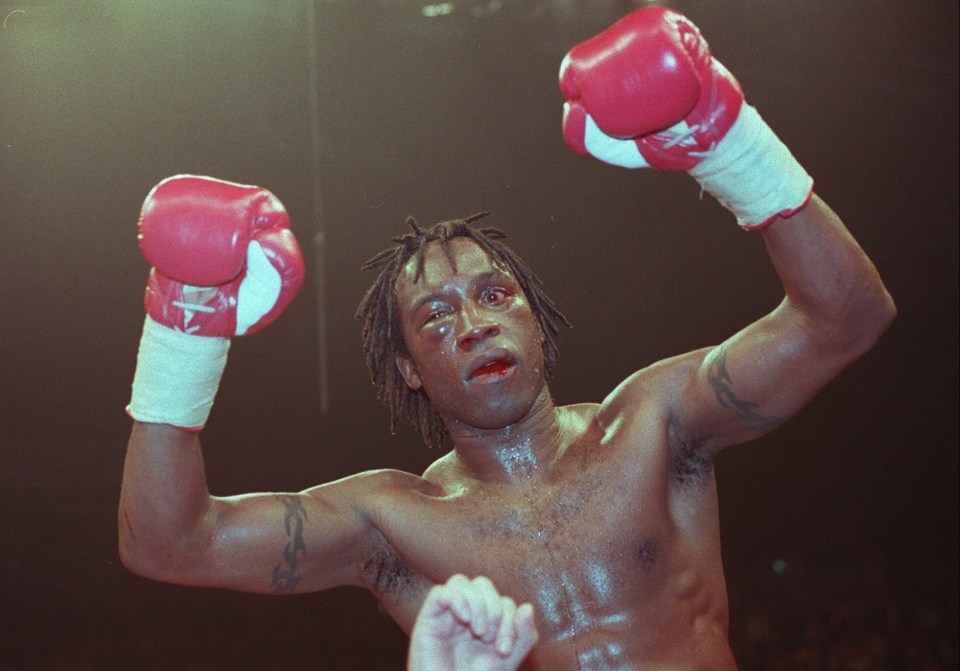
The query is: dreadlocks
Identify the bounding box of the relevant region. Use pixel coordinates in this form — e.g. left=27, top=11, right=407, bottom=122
left=355, top=212, right=571, bottom=449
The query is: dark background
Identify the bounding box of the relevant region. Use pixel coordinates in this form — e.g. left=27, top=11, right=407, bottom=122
left=1, top=1, right=956, bottom=669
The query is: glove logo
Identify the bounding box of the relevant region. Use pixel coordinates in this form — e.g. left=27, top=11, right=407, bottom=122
left=171, top=286, right=218, bottom=335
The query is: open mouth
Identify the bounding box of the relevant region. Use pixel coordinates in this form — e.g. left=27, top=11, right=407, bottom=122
left=468, top=353, right=516, bottom=381
left=471, top=359, right=513, bottom=378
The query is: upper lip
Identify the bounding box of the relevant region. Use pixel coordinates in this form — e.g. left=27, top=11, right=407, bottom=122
left=466, top=347, right=517, bottom=379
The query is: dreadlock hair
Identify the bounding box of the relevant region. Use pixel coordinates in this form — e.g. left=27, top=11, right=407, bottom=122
left=355, top=212, right=572, bottom=449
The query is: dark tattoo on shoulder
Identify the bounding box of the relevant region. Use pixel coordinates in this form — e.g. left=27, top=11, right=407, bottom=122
left=271, top=495, right=308, bottom=594
left=708, top=346, right=781, bottom=430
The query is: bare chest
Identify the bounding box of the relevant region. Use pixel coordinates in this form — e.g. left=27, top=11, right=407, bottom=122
left=452, top=467, right=659, bottom=566
left=383, top=446, right=684, bottom=629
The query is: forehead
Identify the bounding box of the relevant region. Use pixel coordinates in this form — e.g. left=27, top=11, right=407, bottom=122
left=396, top=238, right=510, bottom=295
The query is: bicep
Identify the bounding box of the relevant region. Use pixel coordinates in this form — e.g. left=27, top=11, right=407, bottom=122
left=189, top=480, right=374, bottom=595
left=673, top=300, right=854, bottom=453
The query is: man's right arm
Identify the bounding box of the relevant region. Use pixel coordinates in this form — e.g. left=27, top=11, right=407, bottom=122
left=118, top=175, right=371, bottom=594
left=119, top=422, right=372, bottom=594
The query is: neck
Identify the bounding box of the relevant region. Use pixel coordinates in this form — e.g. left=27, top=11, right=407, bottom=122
left=443, top=387, right=564, bottom=483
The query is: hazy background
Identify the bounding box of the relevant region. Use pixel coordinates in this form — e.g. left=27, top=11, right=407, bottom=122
left=1, top=0, right=957, bottom=668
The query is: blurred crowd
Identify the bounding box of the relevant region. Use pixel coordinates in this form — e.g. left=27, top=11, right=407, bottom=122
left=728, top=561, right=956, bottom=671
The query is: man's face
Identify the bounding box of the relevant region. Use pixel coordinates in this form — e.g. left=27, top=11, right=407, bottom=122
left=394, top=238, right=547, bottom=431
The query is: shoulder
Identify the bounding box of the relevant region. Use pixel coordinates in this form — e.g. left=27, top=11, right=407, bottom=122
left=592, top=351, right=719, bottom=488
left=300, top=470, right=441, bottom=595
left=556, top=402, right=601, bottom=435
left=301, top=468, right=444, bottom=516
left=420, top=451, right=458, bottom=484
left=597, top=348, right=711, bottom=428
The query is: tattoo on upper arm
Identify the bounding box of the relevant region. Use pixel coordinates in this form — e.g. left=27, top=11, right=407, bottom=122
left=707, top=346, right=781, bottom=429
left=271, top=495, right=307, bottom=594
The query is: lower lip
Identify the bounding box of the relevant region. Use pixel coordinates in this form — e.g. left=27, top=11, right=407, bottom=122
left=470, top=362, right=515, bottom=384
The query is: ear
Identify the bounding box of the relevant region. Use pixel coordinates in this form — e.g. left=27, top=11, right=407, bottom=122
left=394, top=353, right=423, bottom=390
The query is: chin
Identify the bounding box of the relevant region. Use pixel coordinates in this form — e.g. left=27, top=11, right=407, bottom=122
left=470, top=383, right=548, bottom=429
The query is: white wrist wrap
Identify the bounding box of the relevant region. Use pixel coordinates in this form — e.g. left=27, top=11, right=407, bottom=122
left=127, top=316, right=230, bottom=430
left=689, top=103, right=814, bottom=230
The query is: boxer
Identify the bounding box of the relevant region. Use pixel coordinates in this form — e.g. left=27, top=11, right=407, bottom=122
left=119, top=7, right=894, bottom=669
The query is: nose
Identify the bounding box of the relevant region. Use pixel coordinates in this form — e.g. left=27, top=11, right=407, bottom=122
left=456, top=307, right=500, bottom=351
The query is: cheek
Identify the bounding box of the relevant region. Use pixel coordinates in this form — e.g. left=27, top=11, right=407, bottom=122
left=432, top=323, right=456, bottom=343
left=419, top=320, right=456, bottom=346
left=402, top=318, right=451, bottom=361
left=409, top=344, right=460, bottom=392
left=509, top=308, right=544, bottom=347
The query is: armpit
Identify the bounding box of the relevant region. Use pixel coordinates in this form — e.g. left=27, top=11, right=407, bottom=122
left=669, top=426, right=713, bottom=487
left=360, top=530, right=416, bottom=599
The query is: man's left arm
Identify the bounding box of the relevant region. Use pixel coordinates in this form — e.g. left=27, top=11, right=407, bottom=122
left=560, top=7, right=895, bottom=452
left=675, top=194, right=895, bottom=452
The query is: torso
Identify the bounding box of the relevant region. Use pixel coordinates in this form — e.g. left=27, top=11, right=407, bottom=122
left=351, top=378, right=739, bottom=670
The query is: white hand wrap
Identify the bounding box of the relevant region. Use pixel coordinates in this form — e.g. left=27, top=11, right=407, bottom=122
left=689, top=103, right=813, bottom=230
left=127, top=316, right=230, bottom=430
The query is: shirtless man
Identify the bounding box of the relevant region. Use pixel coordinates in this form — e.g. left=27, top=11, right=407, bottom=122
left=118, top=7, right=895, bottom=670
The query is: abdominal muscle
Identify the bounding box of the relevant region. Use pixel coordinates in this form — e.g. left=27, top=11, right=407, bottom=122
left=510, top=532, right=737, bottom=671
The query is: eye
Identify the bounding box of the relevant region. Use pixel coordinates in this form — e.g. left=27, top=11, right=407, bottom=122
left=482, top=287, right=511, bottom=305
left=425, top=307, right=451, bottom=323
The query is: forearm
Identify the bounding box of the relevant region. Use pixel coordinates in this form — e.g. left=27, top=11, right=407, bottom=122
left=763, top=195, right=896, bottom=354
left=118, top=421, right=216, bottom=579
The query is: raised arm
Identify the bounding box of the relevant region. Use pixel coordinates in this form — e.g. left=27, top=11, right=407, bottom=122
left=560, top=7, right=895, bottom=451
left=118, top=176, right=372, bottom=593
left=673, top=194, right=894, bottom=451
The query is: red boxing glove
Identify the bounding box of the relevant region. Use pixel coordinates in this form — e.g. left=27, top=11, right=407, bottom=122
left=559, top=7, right=813, bottom=229
left=128, top=175, right=304, bottom=430
left=138, top=175, right=304, bottom=337
left=560, top=5, right=742, bottom=172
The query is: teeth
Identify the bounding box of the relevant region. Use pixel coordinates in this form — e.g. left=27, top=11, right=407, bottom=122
left=477, top=360, right=509, bottom=374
